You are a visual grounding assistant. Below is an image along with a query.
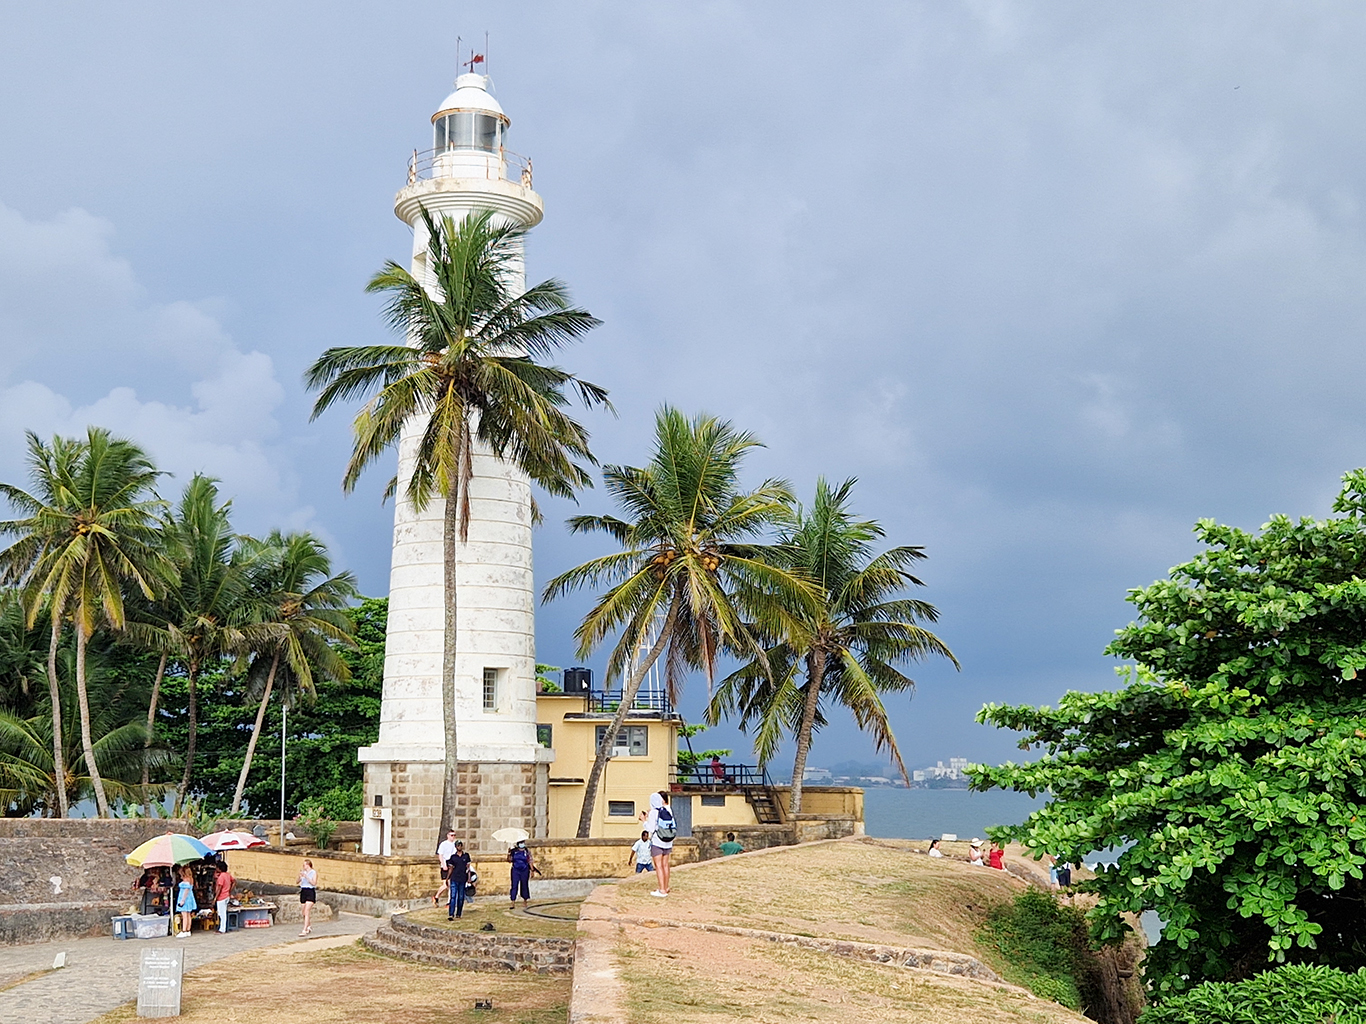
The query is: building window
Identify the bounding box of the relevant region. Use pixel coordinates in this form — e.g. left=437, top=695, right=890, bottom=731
left=536, top=724, right=553, bottom=748
left=482, top=668, right=499, bottom=710
left=607, top=801, right=635, bottom=817
left=700, top=795, right=726, bottom=808
left=595, top=725, right=648, bottom=756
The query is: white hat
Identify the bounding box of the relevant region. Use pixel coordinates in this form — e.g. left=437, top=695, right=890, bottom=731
left=970, top=838, right=983, bottom=847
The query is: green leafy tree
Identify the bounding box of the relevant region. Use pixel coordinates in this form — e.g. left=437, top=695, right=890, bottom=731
left=707, top=477, right=957, bottom=813
left=0, top=428, right=167, bottom=817
left=972, top=469, right=1366, bottom=994
left=306, top=209, right=608, bottom=831
left=229, top=531, right=357, bottom=813
left=543, top=407, right=817, bottom=837
left=169, top=598, right=384, bottom=816
left=0, top=589, right=47, bottom=720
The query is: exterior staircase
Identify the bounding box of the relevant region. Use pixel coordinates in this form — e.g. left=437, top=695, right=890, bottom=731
left=743, top=785, right=786, bottom=825
left=361, top=913, right=574, bottom=974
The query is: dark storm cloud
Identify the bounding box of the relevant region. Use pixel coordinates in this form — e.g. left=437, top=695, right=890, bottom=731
left=2, top=3, right=1365, bottom=771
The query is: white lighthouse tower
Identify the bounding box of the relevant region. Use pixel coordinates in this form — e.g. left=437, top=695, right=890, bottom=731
left=359, top=72, right=551, bottom=858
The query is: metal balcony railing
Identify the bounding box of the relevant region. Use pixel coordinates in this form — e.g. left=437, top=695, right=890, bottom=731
left=406, top=146, right=533, bottom=188
left=585, top=688, right=674, bottom=715
left=671, top=763, right=773, bottom=788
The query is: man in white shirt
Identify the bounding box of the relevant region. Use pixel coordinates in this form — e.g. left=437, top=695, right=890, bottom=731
left=434, top=829, right=458, bottom=904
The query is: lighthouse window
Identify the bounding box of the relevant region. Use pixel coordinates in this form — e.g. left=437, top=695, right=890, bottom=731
left=435, top=112, right=501, bottom=153
left=482, top=667, right=500, bottom=710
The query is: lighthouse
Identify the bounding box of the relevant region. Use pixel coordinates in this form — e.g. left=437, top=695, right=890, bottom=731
left=359, top=72, right=551, bottom=857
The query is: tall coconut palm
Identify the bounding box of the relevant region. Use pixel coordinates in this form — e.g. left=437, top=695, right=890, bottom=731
left=153, top=475, right=265, bottom=809
left=0, top=428, right=167, bottom=816
left=306, top=208, right=609, bottom=831
left=229, top=531, right=357, bottom=814
left=0, top=433, right=90, bottom=817
left=707, top=477, right=958, bottom=814
left=542, top=407, right=818, bottom=837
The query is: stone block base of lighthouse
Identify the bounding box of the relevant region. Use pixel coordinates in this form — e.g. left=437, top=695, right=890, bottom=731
left=362, top=759, right=549, bottom=858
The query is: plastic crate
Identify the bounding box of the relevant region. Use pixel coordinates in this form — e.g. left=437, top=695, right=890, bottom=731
left=242, top=917, right=271, bottom=927
left=111, top=915, right=135, bottom=940
left=132, top=914, right=170, bottom=939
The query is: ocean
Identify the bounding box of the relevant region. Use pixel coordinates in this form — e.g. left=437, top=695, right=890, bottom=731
left=861, top=787, right=1045, bottom=841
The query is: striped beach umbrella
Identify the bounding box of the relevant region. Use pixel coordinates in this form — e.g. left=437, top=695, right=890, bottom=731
left=200, top=830, right=267, bottom=851
left=125, top=833, right=212, bottom=867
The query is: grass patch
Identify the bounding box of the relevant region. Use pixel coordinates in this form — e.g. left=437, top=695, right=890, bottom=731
left=978, top=889, right=1092, bottom=1009
left=404, top=899, right=581, bottom=940
left=1141, top=964, right=1366, bottom=1024
left=92, top=941, right=569, bottom=1024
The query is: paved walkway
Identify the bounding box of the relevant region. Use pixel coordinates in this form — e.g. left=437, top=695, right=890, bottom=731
left=0, top=912, right=381, bottom=1024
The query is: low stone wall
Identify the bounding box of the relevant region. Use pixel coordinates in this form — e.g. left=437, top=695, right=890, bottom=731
left=0, top=900, right=127, bottom=945
left=363, top=912, right=573, bottom=973
left=692, top=815, right=859, bottom=860
left=228, top=839, right=701, bottom=901
left=0, top=819, right=192, bottom=907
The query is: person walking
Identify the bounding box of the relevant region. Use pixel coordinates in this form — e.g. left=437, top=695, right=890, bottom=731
left=213, top=861, right=234, bottom=933
left=645, top=791, right=676, bottom=897
left=719, top=832, right=744, bottom=856
left=174, top=866, right=197, bottom=938
left=434, top=829, right=458, bottom=905
left=629, top=830, right=655, bottom=873
left=446, top=840, right=472, bottom=919
left=298, top=858, right=317, bottom=935
left=507, top=840, right=540, bottom=908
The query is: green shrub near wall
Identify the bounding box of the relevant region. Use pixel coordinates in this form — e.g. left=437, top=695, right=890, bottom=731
left=1141, top=964, right=1366, bottom=1024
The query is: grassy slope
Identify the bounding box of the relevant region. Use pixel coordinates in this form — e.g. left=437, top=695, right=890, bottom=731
left=609, top=837, right=1094, bottom=1023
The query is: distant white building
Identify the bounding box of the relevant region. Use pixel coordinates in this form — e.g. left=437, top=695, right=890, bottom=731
left=912, top=770, right=926, bottom=783
left=803, top=766, right=834, bottom=783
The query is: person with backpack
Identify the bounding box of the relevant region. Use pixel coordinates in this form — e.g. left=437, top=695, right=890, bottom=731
left=645, top=791, right=676, bottom=897
left=507, top=840, right=540, bottom=908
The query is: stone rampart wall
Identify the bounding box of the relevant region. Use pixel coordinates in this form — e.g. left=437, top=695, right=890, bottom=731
left=0, top=819, right=191, bottom=907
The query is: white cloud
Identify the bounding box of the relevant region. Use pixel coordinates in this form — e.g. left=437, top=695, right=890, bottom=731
left=0, top=202, right=305, bottom=530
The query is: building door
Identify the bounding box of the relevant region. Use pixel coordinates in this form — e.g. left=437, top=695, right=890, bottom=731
left=671, top=796, right=693, bottom=838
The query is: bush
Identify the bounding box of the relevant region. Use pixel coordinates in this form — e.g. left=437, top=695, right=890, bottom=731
left=1141, top=964, right=1366, bottom=1024
left=301, top=781, right=363, bottom=821
left=296, top=805, right=337, bottom=850
left=982, top=888, right=1090, bottom=1009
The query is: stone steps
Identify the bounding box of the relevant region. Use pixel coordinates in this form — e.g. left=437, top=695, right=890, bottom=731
left=361, top=914, right=573, bottom=974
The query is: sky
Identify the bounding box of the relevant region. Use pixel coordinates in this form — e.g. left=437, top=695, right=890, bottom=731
left=3, top=3, right=1366, bottom=775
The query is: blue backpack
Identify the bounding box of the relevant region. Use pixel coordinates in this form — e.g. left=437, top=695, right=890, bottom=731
left=654, top=807, right=677, bottom=843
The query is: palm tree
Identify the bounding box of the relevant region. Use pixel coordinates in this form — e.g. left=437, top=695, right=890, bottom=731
left=542, top=407, right=817, bottom=837
left=0, top=645, right=169, bottom=815
left=152, top=475, right=265, bottom=809
left=306, top=208, right=609, bottom=831
left=229, top=531, right=357, bottom=814
left=0, top=428, right=167, bottom=817
left=0, top=433, right=90, bottom=817
left=0, top=589, right=47, bottom=717
left=707, top=478, right=958, bottom=814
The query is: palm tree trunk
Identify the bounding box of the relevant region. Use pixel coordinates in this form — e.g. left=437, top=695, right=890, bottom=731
left=439, top=490, right=461, bottom=837
left=47, top=617, right=69, bottom=818
left=789, top=648, right=827, bottom=817
left=141, top=652, right=167, bottom=802
left=75, top=626, right=111, bottom=817
left=575, top=597, right=679, bottom=838
left=176, top=659, right=199, bottom=809
left=231, top=651, right=279, bottom=814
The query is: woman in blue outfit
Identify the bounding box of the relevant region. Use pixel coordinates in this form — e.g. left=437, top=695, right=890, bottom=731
left=506, top=840, right=540, bottom=908
left=175, top=866, right=197, bottom=937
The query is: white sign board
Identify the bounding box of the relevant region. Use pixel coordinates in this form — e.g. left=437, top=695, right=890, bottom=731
left=137, top=947, right=183, bottom=1017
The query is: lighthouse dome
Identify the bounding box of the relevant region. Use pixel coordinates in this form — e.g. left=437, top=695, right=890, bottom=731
left=434, top=73, right=507, bottom=121
left=432, top=73, right=508, bottom=154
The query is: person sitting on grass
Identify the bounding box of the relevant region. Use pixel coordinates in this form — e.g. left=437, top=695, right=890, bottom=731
left=630, top=830, right=654, bottom=873
left=719, top=832, right=744, bottom=856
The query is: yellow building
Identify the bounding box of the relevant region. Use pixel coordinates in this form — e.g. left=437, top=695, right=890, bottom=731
left=536, top=686, right=777, bottom=839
